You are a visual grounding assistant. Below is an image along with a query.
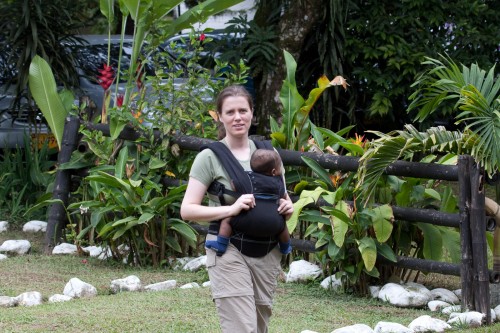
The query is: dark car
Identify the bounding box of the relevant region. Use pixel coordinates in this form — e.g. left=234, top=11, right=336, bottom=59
left=0, top=35, right=186, bottom=149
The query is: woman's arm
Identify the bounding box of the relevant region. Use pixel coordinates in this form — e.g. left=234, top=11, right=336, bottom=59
left=180, top=177, right=256, bottom=222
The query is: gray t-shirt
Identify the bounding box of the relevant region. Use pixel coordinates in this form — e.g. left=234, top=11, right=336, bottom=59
left=189, top=139, right=258, bottom=208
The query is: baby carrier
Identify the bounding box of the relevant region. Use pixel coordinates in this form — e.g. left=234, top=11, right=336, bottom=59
left=201, top=140, right=285, bottom=257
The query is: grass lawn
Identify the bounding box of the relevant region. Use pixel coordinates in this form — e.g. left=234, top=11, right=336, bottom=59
left=1, top=230, right=500, bottom=332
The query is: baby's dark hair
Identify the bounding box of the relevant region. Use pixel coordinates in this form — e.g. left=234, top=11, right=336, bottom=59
left=250, top=149, right=282, bottom=176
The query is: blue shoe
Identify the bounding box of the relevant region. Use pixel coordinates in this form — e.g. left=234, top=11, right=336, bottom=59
left=279, top=241, right=292, bottom=255
left=205, top=236, right=230, bottom=256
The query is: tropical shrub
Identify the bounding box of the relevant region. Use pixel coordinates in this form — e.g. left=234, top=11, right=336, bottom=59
left=0, top=140, right=56, bottom=225
left=275, top=50, right=461, bottom=293
left=26, top=0, right=249, bottom=266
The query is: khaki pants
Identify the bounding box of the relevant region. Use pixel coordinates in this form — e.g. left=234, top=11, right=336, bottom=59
left=205, top=234, right=282, bottom=333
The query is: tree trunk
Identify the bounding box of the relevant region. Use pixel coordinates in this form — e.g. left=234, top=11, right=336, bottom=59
left=254, top=0, right=323, bottom=135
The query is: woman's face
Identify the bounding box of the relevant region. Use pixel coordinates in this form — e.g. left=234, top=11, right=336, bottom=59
left=219, top=96, right=253, bottom=138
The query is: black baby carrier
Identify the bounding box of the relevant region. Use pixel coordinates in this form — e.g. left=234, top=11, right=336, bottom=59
left=201, top=140, right=285, bottom=257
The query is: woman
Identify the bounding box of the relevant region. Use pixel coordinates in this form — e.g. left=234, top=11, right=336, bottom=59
left=180, top=85, right=294, bottom=333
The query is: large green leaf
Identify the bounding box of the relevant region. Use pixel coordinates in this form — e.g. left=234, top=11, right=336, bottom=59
left=294, top=76, right=330, bottom=148
left=376, top=242, right=397, bottom=262
left=301, top=156, right=334, bottom=190
left=357, top=237, right=377, bottom=272
left=169, top=218, right=198, bottom=245
left=331, top=201, right=350, bottom=247
left=28, top=55, right=69, bottom=150
left=87, top=172, right=132, bottom=192
left=279, top=50, right=304, bottom=149
left=438, top=226, right=461, bottom=263
left=100, top=0, right=115, bottom=21
left=287, top=196, right=314, bottom=233
left=332, top=217, right=348, bottom=248
left=417, top=222, right=443, bottom=260
left=287, top=187, right=326, bottom=233
left=368, top=204, right=394, bottom=243
left=115, top=146, right=128, bottom=179
left=110, top=117, right=128, bottom=141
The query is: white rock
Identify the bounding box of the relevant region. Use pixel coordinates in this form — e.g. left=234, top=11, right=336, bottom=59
left=369, top=285, right=381, bottom=298
left=0, top=254, right=7, bottom=260
left=430, top=288, right=459, bottom=304
left=83, top=245, right=111, bottom=259
left=494, top=304, right=500, bottom=322
left=447, top=311, right=485, bottom=327
left=286, top=260, right=322, bottom=283
left=110, top=275, right=142, bottom=293
left=144, top=280, right=177, bottom=292
left=453, top=289, right=461, bottom=300
left=378, top=282, right=432, bottom=308
left=0, top=239, right=31, bottom=255
left=202, top=281, right=211, bottom=288
left=320, top=275, right=342, bottom=291
left=0, top=295, right=17, bottom=307
left=171, top=257, right=195, bottom=270
left=451, top=310, right=496, bottom=323
left=441, top=305, right=461, bottom=314
left=48, top=294, right=73, bottom=303
left=374, top=321, right=413, bottom=333
left=408, top=315, right=451, bottom=333
left=15, top=291, right=43, bottom=307
left=0, top=221, right=8, bottom=233
left=428, top=300, right=451, bottom=312
left=63, top=277, right=97, bottom=298
left=22, top=220, right=47, bottom=232
left=182, top=255, right=207, bottom=272
left=331, top=323, right=374, bottom=333
left=52, top=243, right=78, bottom=255
left=180, top=282, right=200, bottom=289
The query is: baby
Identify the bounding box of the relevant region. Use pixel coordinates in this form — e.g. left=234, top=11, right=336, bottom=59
left=205, top=149, right=292, bottom=256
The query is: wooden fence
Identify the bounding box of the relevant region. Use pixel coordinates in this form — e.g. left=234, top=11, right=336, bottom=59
left=46, top=116, right=498, bottom=322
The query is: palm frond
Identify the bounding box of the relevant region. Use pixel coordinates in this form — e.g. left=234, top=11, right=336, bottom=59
left=357, top=125, right=466, bottom=205
left=357, top=135, right=421, bottom=204
left=406, top=54, right=500, bottom=177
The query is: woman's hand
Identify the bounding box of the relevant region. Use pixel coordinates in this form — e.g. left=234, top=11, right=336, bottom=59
left=278, top=197, right=294, bottom=220
left=229, top=194, right=256, bottom=216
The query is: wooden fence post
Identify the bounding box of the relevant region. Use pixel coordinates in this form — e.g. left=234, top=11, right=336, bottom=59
left=470, top=162, right=491, bottom=322
left=44, top=116, right=80, bottom=254
left=459, top=155, right=473, bottom=311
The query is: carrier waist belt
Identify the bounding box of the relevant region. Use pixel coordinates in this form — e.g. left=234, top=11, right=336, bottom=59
left=208, top=221, right=277, bottom=257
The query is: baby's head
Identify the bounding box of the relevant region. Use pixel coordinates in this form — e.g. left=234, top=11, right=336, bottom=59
left=250, top=149, right=282, bottom=176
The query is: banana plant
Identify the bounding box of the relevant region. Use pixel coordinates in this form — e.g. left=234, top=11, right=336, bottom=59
left=270, top=50, right=348, bottom=152
left=67, top=146, right=197, bottom=266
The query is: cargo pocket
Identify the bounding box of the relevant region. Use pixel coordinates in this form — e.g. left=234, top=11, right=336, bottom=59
left=206, top=249, right=216, bottom=268
left=205, top=234, right=217, bottom=268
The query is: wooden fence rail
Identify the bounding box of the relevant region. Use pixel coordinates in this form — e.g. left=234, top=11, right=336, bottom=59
left=46, top=116, right=497, bottom=322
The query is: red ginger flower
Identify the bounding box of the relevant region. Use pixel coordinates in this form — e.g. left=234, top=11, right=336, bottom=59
left=199, top=33, right=206, bottom=41
left=116, top=94, right=124, bottom=107
left=98, top=64, right=114, bottom=90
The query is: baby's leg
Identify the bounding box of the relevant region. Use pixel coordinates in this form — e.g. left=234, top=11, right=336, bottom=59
left=205, top=218, right=232, bottom=256
left=218, top=218, right=232, bottom=238
left=278, top=227, right=292, bottom=255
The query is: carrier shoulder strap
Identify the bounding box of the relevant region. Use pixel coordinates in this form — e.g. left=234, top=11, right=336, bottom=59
left=200, top=139, right=273, bottom=205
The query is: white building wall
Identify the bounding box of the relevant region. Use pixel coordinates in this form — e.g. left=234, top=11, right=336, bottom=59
left=178, top=0, right=256, bottom=32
